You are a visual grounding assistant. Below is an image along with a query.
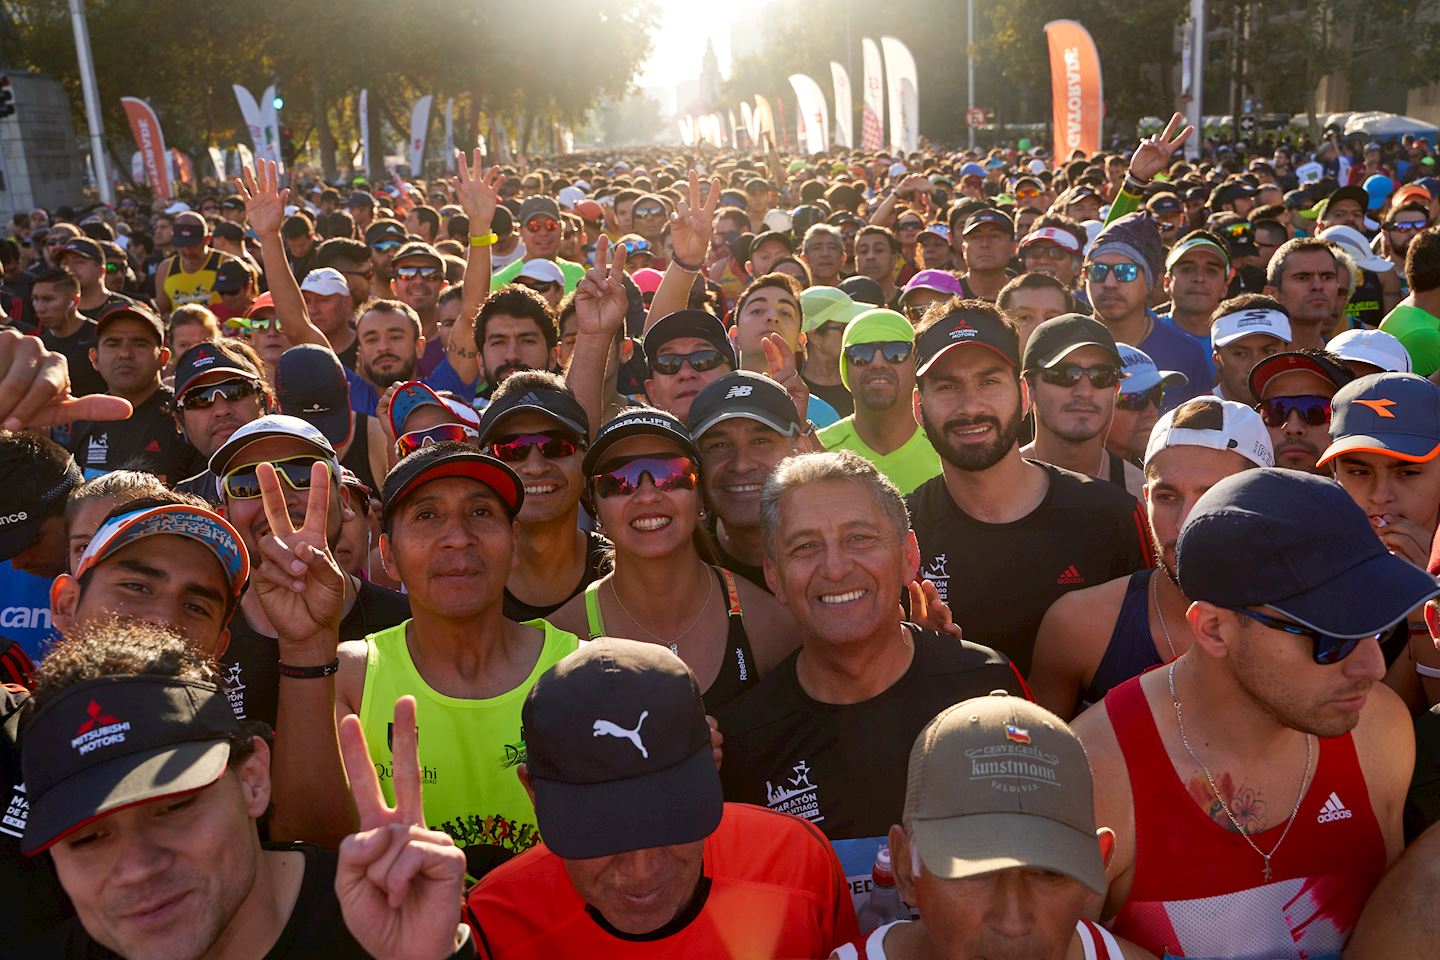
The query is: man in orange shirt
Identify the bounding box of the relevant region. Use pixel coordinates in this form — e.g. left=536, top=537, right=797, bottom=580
left=465, top=637, right=859, bottom=958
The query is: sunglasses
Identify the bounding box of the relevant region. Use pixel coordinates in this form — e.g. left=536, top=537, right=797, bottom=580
left=222, top=455, right=333, bottom=501
left=1085, top=262, right=1141, bottom=283
left=845, top=341, right=913, bottom=366
left=1023, top=246, right=1073, bottom=262
left=591, top=455, right=700, bottom=499
left=525, top=217, right=559, bottom=233
left=1232, top=607, right=1380, bottom=665
left=620, top=239, right=651, bottom=255
left=895, top=220, right=923, bottom=231
left=342, top=266, right=375, bottom=279
left=245, top=315, right=279, bottom=332
left=1016, top=187, right=1043, bottom=199
left=1257, top=395, right=1332, bottom=428
left=1038, top=364, right=1122, bottom=389
left=902, top=303, right=931, bottom=322
left=1221, top=222, right=1254, bottom=238
left=651, top=348, right=728, bottom=376
left=518, top=279, right=561, bottom=294
left=1386, top=221, right=1426, bottom=232
left=633, top=205, right=665, bottom=218
left=394, top=423, right=479, bottom=458
left=371, top=240, right=402, bottom=252
left=1117, top=385, right=1165, bottom=411
left=489, top=430, right=582, bottom=463
left=394, top=264, right=441, bottom=281
left=179, top=379, right=260, bottom=410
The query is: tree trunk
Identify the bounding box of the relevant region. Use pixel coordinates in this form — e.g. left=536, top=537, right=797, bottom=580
left=314, top=75, right=338, bottom=181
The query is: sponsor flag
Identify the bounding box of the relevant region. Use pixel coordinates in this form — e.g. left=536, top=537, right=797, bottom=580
left=444, top=98, right=455, bottom=172
left=260, top=84, right=282, bottom=170
left=120, top=97, right=171, bottom=198
left=753, top=95, right=776, bottom=147
left=358, top=89, right=371, bottom=177
left=861, top=38, right=885, bottom=151
left=232, top=85, right=266, bottom=164
left=788, top=75, right=829, bottom=155
left=880, top=37, right=918, bottom=153
left=831, top=62, right=854, bottom=149
left=408, top=95, right=432, bottom=176
left=1044, top=20, right=1104, bottom=161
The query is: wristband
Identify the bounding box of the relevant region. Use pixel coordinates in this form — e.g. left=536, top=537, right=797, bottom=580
left=670, top=252, right=703, bottom=272
left=469, top=232, right=498, bottom=248
left=278, top=658, right=340, bottom=679
left=1122, top=174, right=1150, bottom=195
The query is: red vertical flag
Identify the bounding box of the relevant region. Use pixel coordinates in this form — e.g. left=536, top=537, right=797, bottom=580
left=121, top=97, right=171, bottom=199
left=1043, top=20, right=1104, bottom=162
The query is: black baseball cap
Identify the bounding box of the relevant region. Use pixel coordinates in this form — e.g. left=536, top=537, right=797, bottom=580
left=581, top=407, right=701, bottom=478
left=172, top=212, right=207, bottom=248
left=211, top=259, right=254, bottom=294
left=687, top=370, right=803, bottom=441
left=95, top=303, right=165, bottom=345
left=391, top=241, right=443, bottom=269
left=1022, top=313, right=1123, bottom=372
left=839, top=275, right=885, bottom=306
left=60, top=236, right=104, bottom=265
left=220, top=194, right=245, bottom=212
left=521, top=637, right=723, bottom=860
left=381, top=441, right=524, bottom=522
left=173, top=340, right=261, bottom=399
left=963, top=208, right=1015, bottom=237
left=641, top=309, right=736, bottom=372
left=275, top=344, right=354, bottom=449
left=749, top=229, right=795, bottom=254
left=1211, top=182, right=1255, bottom=209
left=915, top=305, right=1021, bottom=377
left=0, top=454, right=81, bottom=561
left=476, top=383, right=590, bottom=446
left=1177, top=468, right=1440, bottom=639
left=1248, top=351, right=1353, bottom=400
left=365, top=219, right=407, bottom=248
left=518, top=196, right=561, bottom=225
left=344, top=191, right=377, bottom=210
left=21, top=675, right=242, bottom=854
left=1147, top=194, right=1182, bottom=215
left=1326, top=185, right=1370, bottom=213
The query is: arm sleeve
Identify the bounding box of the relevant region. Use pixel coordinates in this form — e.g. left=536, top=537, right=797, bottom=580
left=1104, top=190, right=1142, bottom=225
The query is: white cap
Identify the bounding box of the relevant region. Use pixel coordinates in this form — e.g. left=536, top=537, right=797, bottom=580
left=1327, top=328, right=1412, bottom=373
left=299, top=267, right=350, bottom=298
left=888, top=161, right=908, bottom=179
left=557, top=185, right=586, bottom=210
left=515, top=259, right=565, bottom=285
left=1028, top=158, right=1047, bottom=174
left=1211, top=306, right=1292, bottom=349
left=1319, top=225, right=1392, bottom=273
left=763, top=209, right=793, bottom=233
left=164, top=201, right=192, bottom=215
left=1117, top=343, right=1188, bottom=394
left=1144, top=396, right=1274, bottom=470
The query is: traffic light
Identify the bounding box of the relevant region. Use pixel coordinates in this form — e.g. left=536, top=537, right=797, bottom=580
left=271, top=94, right=284, bottom=110
left=0, top=77, right=15, bottom=120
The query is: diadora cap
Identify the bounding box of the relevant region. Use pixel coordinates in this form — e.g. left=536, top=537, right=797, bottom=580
left=1144, top=396, right=1274, bottom=470
left=904, top=691, right=1106, bottom=894
left=1177, top=469, right=1440, bottom=639
left=522, top=637, right=722, bottom=859
left=21, top=675, right=242, bottom=854
left=1319, top=372, right=1440, bottom=467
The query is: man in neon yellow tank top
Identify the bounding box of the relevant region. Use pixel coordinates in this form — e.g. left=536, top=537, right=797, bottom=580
left=333, top=440, right=579, bottom=881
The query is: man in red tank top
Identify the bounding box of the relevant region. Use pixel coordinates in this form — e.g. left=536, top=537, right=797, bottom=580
left=1074, top=468, right=1438, bottom=959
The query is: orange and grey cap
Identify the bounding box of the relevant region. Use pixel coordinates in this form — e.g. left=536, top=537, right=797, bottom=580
left=903, top=690, right=1106, bottom=894
left=1319, top=372, right=1440, bottom=467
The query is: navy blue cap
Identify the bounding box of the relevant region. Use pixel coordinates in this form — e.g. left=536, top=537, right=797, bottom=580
left=963, top=208, right=1015, bottom=237
left=1318, top=372, right=1440, bottom=467
left=275, top=345, right=354, bottom=449
left=641, top=310, right=736, bottom=372
left=1177, top=469, right=1440, bottom=639
left=581, top=407, right=700, bottom=478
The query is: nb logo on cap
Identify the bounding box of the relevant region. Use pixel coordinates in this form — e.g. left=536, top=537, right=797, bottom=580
left=725, top=385, right=754, bottom=399
left=1354, top=398, right=1397, bottom=419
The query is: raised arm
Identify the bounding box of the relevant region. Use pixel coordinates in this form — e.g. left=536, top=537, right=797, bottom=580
left=445, top=149, right=504, bottom=386
left=1105, top=112, right=1193, bottom=226
left=237, top=160, right=327, bottom=348
left=645, top=169, right=721, bottom=334
left=565, top=237, right=628, bottom=439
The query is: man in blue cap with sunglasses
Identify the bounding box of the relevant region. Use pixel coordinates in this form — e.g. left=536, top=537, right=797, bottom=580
left=1075, top=467, right=1436, bottom=960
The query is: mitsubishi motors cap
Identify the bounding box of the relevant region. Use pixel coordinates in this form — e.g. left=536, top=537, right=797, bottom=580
left=173, top=340, right=261, bottom=400
left=914, top=304, right=1021, bottom=377
left=21, top=674, right=242, bottom=854
left=904, top=691, right=1106, bottom=894
left=1319, top=372, right=1440, bottom=467
left=522, top=637, right=722, bottom=859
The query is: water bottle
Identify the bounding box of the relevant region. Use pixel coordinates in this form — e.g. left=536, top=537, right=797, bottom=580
left=857, top=843, right=909, bottom=935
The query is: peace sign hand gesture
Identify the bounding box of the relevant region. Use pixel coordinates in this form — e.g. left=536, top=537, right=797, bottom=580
left=1129, top=112, right=1194, bottom=183
left=250, top=461, right=346, bottom=649
left=668, top=169, right=723, bottom=268
left=452, top=149, right=502, bottom=234
left=236, top=160, right=289, bottom=238
left=572, top=236, right=629, bottom=339
left=337, top=696, right=467, bottom=960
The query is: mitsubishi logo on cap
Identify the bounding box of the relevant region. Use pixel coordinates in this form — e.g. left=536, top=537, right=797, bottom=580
left=71, top=700, right=130, bottom=755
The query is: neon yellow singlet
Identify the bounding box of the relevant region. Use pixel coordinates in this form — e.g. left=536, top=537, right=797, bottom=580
left=162, top=250, right=225, bottom=308
left=358, top=618, right=578, bottom=864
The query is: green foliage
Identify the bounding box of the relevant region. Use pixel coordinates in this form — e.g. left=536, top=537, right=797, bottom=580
left=0, top=0, right=657, bottom=177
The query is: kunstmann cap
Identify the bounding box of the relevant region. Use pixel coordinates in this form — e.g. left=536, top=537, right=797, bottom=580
left=904, top=690, right=1106, bottom=894
left=521, top=637, right=722, bottom=860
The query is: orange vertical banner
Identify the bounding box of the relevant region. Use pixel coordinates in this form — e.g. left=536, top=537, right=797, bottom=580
left=121, top=97, right=172, bottom=199
left=1043, top=20, right=1104, bottom=162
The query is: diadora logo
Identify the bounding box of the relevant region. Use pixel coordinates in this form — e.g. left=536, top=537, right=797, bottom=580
left=1317, top=791, right=1353, bottom=824
left=724, top=384, right=754, bottom=399
left=71, top=700, right=130, bottom=755
left=1354, top=398, right=1397, bottom=419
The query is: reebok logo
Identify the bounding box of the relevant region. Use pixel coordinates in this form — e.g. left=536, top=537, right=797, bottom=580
left=1354, top=398, right=1397, bottom=419
left=724, top=384, right=754, bottom=399
left=1317, top=791, right=1353, bottom=823
left=1056, top=565, right=1085, bottom=585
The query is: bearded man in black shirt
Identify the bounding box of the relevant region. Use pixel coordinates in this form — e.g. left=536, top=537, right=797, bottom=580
left=716, top=450, right=1025, bottom=908
left=904, top=299, right=1151, bottom=675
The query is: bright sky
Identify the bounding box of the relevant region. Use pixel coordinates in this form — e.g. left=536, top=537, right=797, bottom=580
left=636, top=0, right=773, bottom=113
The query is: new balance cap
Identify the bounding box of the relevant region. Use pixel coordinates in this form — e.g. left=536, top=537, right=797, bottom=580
left=1319, top=372, right=1440, bottom=466
left=22, top=675, right=242, bottom=855
left=1144, top=396, right=1274, bottom=469
left=915, top=306, right=1020, bottom=376
left=904, top=691, right=1106, bottom=894
left=687, top=370, right=803, bottom=440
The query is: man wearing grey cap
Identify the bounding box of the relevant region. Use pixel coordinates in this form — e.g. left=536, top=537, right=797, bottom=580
left=1075, top=468, right=1434, bottom=959
left=830, top=692, right=1146, bottom=960
left=492, top=195, right=586, bottom=294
